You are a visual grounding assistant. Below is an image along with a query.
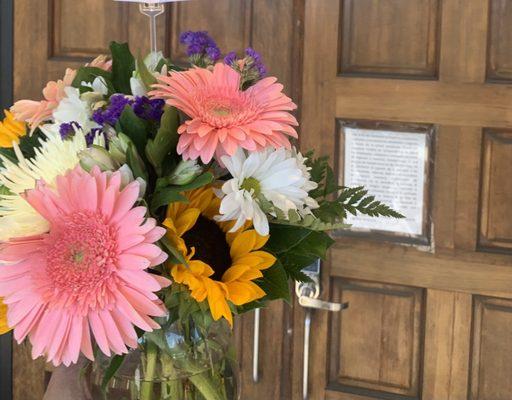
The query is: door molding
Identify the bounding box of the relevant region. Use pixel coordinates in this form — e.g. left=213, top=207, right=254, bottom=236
left=0, top=0, right=13, bottom=399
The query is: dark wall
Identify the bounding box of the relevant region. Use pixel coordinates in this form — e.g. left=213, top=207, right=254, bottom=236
left=0, top=1, right=13, bottom=399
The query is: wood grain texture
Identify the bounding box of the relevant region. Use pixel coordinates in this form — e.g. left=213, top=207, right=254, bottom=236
left=439, top=0, right=488, bottom=83
left=422, top=290, right=471, bottom=400
left=51, top=0, right=129, bottom=57
left=335, top=79, right=512, bottom=128
left=479, top=130, right=512, bottom=251
left=329, top=280, right=423, bottom=397
left=331, top=238, right=512, bottom=297
left=470, top=297, right=512, bottom=400
left=487, top=0, right=512, bottom=81
left=340, top=0, right=440, bottom=78
left=169, top=0, right=252, bottom=63
left=12, top=343, right=47, bottom=400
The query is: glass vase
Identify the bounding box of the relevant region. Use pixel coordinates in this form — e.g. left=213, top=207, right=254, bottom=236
left=84, top=317, right=240, bottom=400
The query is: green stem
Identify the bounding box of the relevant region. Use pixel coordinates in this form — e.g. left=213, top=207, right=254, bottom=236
left=161, top=353, right=183, bottom=399
left=189, top=371, right=227, bottom=400
left=141, top=341, right=158, bottom=400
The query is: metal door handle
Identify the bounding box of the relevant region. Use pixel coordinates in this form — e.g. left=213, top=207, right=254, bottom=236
left=252, top=308, right=260, bottom=383
left=299, top=296, right=348, bottom=312
left=297, top=279, right=348, bottom=400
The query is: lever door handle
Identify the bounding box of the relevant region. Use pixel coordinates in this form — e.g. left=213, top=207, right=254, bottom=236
left=252, top=308, right=260, bottom=383
left=299, top=296, right=349, bottom=312
left=299, top=294, right=348, bottom=400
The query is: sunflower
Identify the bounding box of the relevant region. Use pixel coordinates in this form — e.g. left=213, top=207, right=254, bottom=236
left=0, top=110, right=26, bottom=148
left=0, top=298, right=10, bottom=335
left=164, top=187, right=276, bottom=326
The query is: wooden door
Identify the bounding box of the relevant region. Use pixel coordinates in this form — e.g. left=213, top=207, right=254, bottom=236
left=11, top=1, right=301, bottom=399
left=297, top=1, right=512, bottom=400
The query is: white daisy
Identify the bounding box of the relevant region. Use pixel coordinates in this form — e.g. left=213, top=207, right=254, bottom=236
left=52, top=87, right=100, bottom=133
left=0, top=129, right=102, bottom=240
left=217, top=147, right=319, bottom=236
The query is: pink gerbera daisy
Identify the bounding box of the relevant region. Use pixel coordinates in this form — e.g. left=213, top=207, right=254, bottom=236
left=10, top=68, right=76, bottom=132
left=150, top=63, right=298, bottom=163
left=0, top=166, right=169, bottom=366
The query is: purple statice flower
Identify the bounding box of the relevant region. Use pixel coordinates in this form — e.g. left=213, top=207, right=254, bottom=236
left=179, top=31, right=221, bottom=63
left=132, top=96, right=165, bottom=121
left=59, top=121, right=82, bottom=140
left=245, top=47, right=267, bottom=78
left=93, top=94, right=133, bottom=126
left=224, top=51, right=237, bottom=66
left=85, top=128, right=105, bottom=147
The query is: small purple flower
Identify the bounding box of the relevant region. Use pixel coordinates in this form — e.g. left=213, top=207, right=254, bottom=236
left=132, top=96, right=165, bottom=121
left=93, top=94, right=133, bottom=126
left=179, top=31, right=221, bottom=63
left=224, top=51, right=237, bottom=66
left=85, top=129, right=104, bottom=147
left=245, top=47, right=267, bottom=78
left=59, top=121, right=82, bottom=140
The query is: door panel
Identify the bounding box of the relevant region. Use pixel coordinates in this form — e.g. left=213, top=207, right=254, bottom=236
left=11, top=1, right=300, bottom=399
left=298, top=0, right=512, bottom=400
left=328, top=280, right=423, bottom=398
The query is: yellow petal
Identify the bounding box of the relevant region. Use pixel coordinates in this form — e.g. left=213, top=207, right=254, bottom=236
left=189, top=260, right=214, bottom=277
left=206, top=281, right=233, bottom=326
left=175, top=208, right=200, bottom=236
left=250, top=251, right=277, bottom=270
left=226, top=281, right=266, bottom=306
left=253, top=233, right=269, bottom=250
left=0, top=298, right=11, bottom=335
left=222, top=264, right=250, bottom=283
left=230, top=230, right=257, bottom=258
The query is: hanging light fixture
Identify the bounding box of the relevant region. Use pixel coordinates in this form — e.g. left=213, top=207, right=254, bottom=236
left=115, top=0, right=192, bottom=53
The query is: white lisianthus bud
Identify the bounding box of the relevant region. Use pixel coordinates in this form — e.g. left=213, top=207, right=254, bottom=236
left=136, top=177, right=147, bottom=199
left=118, top=164, right=135, bottom=189
left=79, top=145, right=118, bottom=172
left=117, top=165, right=147, bottom=199
left=130, top=77, right=147, bottom=97
left=109, top=133, right=130, bottom=165
left=168, top=160, right=202, bottom=185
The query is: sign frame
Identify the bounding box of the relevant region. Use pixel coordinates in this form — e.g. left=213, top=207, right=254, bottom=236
left=335, top=119, right=436, bottom=246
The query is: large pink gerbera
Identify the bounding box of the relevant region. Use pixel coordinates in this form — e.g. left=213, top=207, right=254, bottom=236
left=150, top=63, right=298, bottom=163
left=0, top=166, right=169, bottom=366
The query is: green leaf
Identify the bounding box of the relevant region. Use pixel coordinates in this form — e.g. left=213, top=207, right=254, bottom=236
left=126, top=142, right=148, bottom=182
left=150, top=172, right=214, bottom=211
left=265, top=224, right=334, bottom=282
left=256, top=260, right=290, bottom=302
left=117, top=106, right=147, bottom=154
left=265, top=224, right=314, bottom=254
left=0, top=185, right=11, bottom=195
left=0, top=147, right=17, bottom=167
left=71, top=66, right=114, bottom=94
left=110, top=42, right=135, bottom=94
left=136, top=57, right=158, bottom=89
left=145, top=106, right=180, bottom=175
left=160, top=235, right=188, bottom=266
left=18, top=132, right=43, bottom=159
left=101, top=354, right=125, bottom=393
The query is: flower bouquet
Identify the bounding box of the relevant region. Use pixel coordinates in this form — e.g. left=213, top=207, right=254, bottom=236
left=0, top=31, right=402, bottom=400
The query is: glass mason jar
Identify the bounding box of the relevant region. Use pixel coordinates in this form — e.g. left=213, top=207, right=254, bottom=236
left=83, top=317, right=240, bottom=400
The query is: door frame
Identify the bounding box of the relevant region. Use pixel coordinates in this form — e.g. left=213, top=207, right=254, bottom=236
left=0, top=0, right=14, bottom=399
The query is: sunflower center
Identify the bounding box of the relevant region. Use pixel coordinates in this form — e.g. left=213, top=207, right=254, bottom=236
left=241, top=177, right=261, bottom=197
left=182, top=216, right=232, bottom=280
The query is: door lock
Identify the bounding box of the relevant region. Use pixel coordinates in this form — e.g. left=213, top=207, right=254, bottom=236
left=296, top=260, right=348, bottom=400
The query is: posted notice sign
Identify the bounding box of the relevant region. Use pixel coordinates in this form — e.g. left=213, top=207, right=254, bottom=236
left=343, top=127, right=429, bottom=236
